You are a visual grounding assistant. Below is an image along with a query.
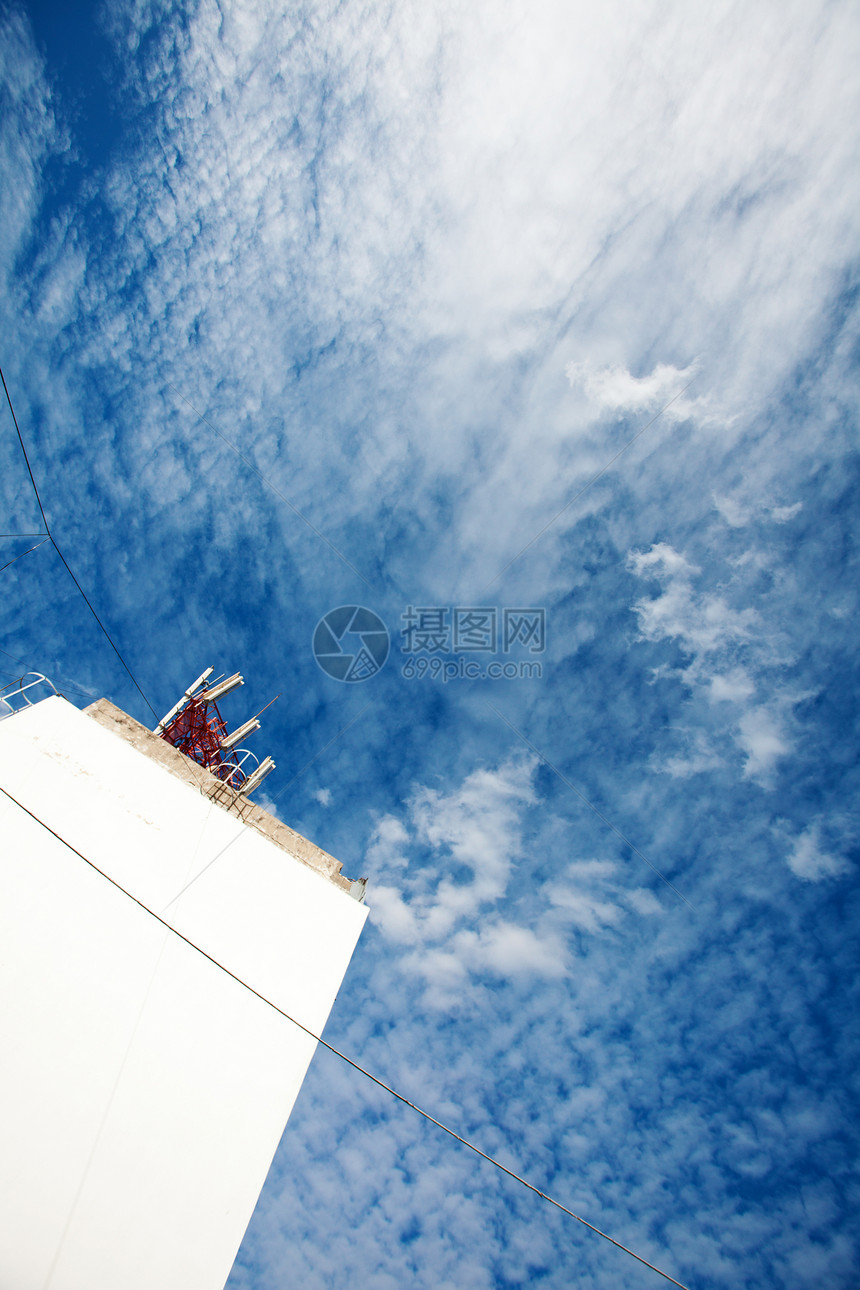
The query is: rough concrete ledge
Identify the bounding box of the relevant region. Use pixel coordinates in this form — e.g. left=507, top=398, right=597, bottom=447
left=84, top=699, right=358, bottom=897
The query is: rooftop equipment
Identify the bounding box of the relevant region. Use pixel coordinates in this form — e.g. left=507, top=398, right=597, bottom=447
left=154, top=669, right=275, bottom=794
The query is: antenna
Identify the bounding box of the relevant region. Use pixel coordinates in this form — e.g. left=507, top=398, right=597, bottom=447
left=242, top=757, right=276, bottom=796
left=156, top=668, right=275, bottom=797
left=153, top=668, right=213, bottom=736
left=200, top=673, right=244, bottom=702
left=220, top=717, right=260, bottom=751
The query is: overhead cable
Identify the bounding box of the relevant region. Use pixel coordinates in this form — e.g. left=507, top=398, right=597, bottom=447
left=0, top=364, right=157, bottom=720
left=0, top=537, right=50, bottom=574
left=0, top=783, right=692, bottom=1290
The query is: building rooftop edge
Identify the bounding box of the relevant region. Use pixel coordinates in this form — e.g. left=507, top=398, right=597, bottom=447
left=84, top=698, right=364, bottom=900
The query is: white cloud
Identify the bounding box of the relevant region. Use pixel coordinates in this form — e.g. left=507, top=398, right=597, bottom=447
left=709, top=670, right=755, bottom=704
left=10, top=0, right=856, bottom=604
left=629, top=543, right=805, bottom=784
left=545, top=860, right=625, bottom=932
left=313, top=787, right=332, bottom=807
left=770, top=502, right=803, bottom=523
left=713, top=494, right=804, bottom=528
left=457, top=921, right=568, bottom=979
left=630, top=542, right=757, bottom=655
left=365, top=757, right=540, bottom=960
left=656, top=731, right=724, bottom=780
left=364, top=759, right=651, bottom=1001
left=407, top=757, right=538, bottom=931
left=566, top=359, right=703, bottom=423
left=368, top=882, right=420, bottom=945
left=630, top=542, right=697, bottom=581
left=0, top=13, right=67, bottom=296
left=624, top=888, right=663, bottom=916
left=737, top=708, right=790, bottom=784
left=787, top=823, right=849, bottom=882
left=713, top=494, right=752, bottom=528
left=364, top=814, right=411, bottom=875
left=399, top=919, right=569, bottom=1000
left=548, top=884, right=622, bottom=933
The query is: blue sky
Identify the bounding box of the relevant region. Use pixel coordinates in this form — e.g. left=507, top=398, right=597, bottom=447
left=2, top=0, right=860, bottom=1286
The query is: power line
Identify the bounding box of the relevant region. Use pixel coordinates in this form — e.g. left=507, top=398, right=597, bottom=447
left=0, top=364, right=158, bottom=721
left=270, top=701, right=372, bottom=803
left=0, top=367, right=51, bottom=535
left=0, top=782, right=692, bottom=1290
left=0, top=538, right=50, bottom=574
left=0, top=649, right=95, bottom=702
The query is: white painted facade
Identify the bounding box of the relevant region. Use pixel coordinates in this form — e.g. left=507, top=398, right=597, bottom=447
left=0, top=695, right=367, bottom=1290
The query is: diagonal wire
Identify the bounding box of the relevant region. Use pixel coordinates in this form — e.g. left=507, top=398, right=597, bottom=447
left=483, top=380, right=695, bottom=591
left=0, top=367, right=51, bottom=536
left=0, top=364, right=158, bottom=720
left=269, top=700, right=372, bottom=803
left=0, top=783, right=692, bottom=1290
left=0, top=648, right=96, bottom=702
left=166, top=381, right=374, bottom=590
left=161, top=701, right=372, bottom=913
left=0, top=538, right=50, bottom=574
left=486, top=702, right=693, bottom=909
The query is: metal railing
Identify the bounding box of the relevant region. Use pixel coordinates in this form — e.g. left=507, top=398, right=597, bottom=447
left=0, top=672, right=59, bottom=721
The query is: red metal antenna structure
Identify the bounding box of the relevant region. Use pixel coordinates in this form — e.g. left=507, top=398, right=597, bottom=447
left=154, top=668, right=275, bottom=795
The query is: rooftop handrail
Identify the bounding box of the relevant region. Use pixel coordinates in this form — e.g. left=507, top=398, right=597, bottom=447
left=0, top=672, right=58, bottom=721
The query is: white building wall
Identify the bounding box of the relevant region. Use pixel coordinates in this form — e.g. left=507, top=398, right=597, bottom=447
left=0, top=696, right=367, bottom=1290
